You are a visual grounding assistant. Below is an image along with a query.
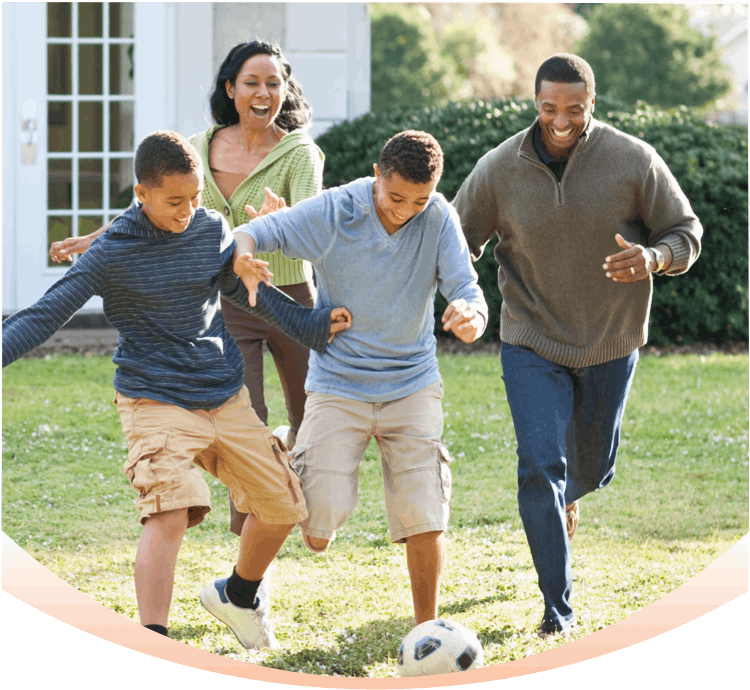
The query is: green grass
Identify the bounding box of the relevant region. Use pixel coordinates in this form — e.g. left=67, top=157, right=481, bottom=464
left=2, top=351, right=747, bottom=676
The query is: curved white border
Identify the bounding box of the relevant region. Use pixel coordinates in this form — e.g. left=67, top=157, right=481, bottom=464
left=2, top=532, right=750, bottom=690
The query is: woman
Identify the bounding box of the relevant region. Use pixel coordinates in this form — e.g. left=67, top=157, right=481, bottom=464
left=50, top=41, right=324, bottom=536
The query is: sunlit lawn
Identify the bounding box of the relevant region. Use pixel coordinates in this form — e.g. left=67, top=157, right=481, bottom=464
left=2, top=351, right=747, bottom=676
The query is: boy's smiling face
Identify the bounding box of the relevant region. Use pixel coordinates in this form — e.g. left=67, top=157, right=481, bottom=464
left=134, top=169, right=204, bottom=234
left=372, top=164, right=438, bottom=236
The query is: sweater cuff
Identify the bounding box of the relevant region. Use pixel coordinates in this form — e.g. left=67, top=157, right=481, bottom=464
left=656, top=234, right=691, bottom=275
left=251, top=282, right=331, bottom=353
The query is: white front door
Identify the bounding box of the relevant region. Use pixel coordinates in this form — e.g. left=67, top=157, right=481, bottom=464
left=3, top=1, right=172, bottom=314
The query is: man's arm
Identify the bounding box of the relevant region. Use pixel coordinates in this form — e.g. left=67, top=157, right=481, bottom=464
left=602, top=154, right=703, bottom=284
left=3, top=249, right=106, bottom=366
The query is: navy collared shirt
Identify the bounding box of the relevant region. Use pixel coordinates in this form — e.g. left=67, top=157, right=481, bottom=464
left=532, top=124, right=588, bottom=181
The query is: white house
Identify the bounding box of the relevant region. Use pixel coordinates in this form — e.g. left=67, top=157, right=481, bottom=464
left=2, top=2, right=371, bottom=318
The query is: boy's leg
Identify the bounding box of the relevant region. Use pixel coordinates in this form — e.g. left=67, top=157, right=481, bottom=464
left=236, top=512, right=294, bottom=580
left=135, top=508, right=188, bottom=627
left=376, top=380, right=451, bottom=625
left=405, top=530, right=445, bottom=624
left=289, top=392, right=373, bottom=551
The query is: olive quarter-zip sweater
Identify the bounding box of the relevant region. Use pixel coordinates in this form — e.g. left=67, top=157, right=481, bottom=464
left=453, top=116, right=702, bottom=368
left=2, top=200, right=334, bottom=409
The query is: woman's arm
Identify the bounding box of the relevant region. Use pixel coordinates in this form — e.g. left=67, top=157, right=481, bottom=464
left=49, top=221, right=112, bottom=263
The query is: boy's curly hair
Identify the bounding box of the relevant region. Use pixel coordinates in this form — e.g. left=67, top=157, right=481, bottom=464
left=378, top=130, right=444, bottom=184
left=135, top=131, right=203, bottom=189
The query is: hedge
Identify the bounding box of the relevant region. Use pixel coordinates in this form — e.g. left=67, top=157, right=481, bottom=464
left=315, top=95, right=748, bottom=345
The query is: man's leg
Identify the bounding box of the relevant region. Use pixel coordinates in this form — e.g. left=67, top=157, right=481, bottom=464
left=405, top=530, right=445, bottom=624
left=134, top=508, right=189, bottom=627
left=565, top=350, right=640, bottom=505
left=500, top=343, right=575, bottom=632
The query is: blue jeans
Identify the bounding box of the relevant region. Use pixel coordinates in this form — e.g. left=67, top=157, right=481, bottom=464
left=500, top=342, right=639, bottom=629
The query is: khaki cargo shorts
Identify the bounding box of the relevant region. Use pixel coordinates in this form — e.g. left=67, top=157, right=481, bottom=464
left=115, top=386, right=307, bottom=528
left=289, top=380, right=452, bottom=543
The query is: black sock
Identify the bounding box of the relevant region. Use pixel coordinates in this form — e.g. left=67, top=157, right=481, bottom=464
left=224, top=567, right=262, bottom=609
left=144, top=624, right=168, bottom=636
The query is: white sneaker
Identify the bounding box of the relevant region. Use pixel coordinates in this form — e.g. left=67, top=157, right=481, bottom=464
left=271, top=425, right=293, bottom=452
left=199, top=577, right=280, bottom=650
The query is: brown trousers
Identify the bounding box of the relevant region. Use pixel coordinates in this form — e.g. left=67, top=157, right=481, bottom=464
left=221, top=280, right=316, bottom=535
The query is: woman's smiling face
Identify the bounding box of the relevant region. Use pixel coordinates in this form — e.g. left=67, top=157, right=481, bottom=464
left=226, top=54, right=287, bottom=130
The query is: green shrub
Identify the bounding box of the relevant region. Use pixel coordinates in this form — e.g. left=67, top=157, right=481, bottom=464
left=315, top=96, right=748, bottom=345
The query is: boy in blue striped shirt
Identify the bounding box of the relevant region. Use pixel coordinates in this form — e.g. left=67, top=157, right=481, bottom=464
left=2, top=131, right=351, bottom=649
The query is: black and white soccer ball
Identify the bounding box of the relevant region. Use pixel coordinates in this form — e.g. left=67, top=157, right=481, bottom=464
left=397, top=619, right=484, bottom=677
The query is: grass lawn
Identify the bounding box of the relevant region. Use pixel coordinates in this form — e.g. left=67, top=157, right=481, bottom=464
left=2, top=351, right=747, bottom=676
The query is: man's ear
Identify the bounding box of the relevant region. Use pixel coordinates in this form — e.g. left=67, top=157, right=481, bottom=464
left=373, top=163, right=381, bottom=179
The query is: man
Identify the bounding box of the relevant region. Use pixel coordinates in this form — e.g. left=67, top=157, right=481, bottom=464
left=452, top=54, right=702, bottom=637
left=234, top=130, right=488, bottom=625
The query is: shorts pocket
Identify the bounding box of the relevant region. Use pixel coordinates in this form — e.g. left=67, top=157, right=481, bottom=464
left=288, top=445, right=306, bottom=478
left=123, top=433, right=168, bottom=496
left=436, top=443, right=452, bottom=503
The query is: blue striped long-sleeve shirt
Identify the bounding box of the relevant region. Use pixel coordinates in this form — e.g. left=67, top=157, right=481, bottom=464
left=2, top=200, right=333, bottom=409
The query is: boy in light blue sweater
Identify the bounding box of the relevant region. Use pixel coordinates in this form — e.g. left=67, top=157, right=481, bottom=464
left=3, top=131, right=351, bottom=649
left=234, top=130, right=488, bottom=625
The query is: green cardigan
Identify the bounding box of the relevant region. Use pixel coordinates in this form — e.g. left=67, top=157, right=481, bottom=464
left=189, top=126, right=324, bottom=285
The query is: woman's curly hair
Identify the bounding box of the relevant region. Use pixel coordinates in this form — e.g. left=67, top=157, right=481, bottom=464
left=209, top=40, right=312, bottom=132
left=378, top=130, right=444, bottom=183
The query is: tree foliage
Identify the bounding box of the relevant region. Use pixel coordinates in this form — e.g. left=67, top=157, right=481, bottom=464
left=576, top=4, right=732, bottom=108
left=370, top=5, right=457, bottom=111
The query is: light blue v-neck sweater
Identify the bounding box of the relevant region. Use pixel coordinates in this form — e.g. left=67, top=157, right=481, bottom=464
left=235, top=177, right=488, bottom=403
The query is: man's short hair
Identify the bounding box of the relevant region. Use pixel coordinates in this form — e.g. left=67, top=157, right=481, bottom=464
left=134, top=131, right=203, bottom=189
left=378, top=130, right=444, bottom=184
left=535, top=54, right=595, bottom=96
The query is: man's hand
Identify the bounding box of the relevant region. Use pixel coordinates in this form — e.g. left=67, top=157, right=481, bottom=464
left=245, top=187, right=287, bottom=220
left=328, top=307, right=352, bottom=343
left=602, top=234, right=656, bottom=283
left=442, top=299, right=484, bottom=343
left=234, top=252, right=273, bottom=307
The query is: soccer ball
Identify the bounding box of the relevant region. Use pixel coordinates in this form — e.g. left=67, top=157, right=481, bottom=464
left=397, top=619, right=484, bottom=677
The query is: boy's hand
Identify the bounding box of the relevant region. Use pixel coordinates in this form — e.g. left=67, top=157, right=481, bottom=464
left=245, top=187, right=287, bottom=220
left=328, top=307, right=352, bottom=343
left=442, top=299, right=483, bottom=344
left=234, top=253, right=273, bottom=307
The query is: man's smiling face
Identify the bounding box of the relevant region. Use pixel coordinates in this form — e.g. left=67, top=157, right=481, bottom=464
left=535, top=80, right=595, bottom=159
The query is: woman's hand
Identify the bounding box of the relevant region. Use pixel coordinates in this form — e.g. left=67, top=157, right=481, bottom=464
left=234, top=253, right=273, bottom=307
left=327, top=307, right=352, bottom=343
left=49, top=231, right=99, bottom=263
left=245, top=187, right=287, bottom=219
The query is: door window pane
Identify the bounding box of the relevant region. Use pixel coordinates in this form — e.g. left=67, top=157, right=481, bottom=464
left=48, top=217, right=73, bottom=267
left=109, top=101, right=135, bottom=152
left=48, top=102, right=72, bottom=152
left=79, top=102, right=103, bottom=152
left=47, top=2, right=72, bottom=38
left=78, top=2, right=103, bottom=38
left=48, top=159, right=73, bottom=209
left=79, top=159, right=103, bottom=210
left=48, top=44, right=72, bottom=95
left=110, top=44, right=134, bottom=95
left=110, top=159, right=134, bottom=208
left=110, top=3, right=134, bottom=38
left=79, top=44, right=103, bottom=95
left=79, top=216, right=104, bottom=238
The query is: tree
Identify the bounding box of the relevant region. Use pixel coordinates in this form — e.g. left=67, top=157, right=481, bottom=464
left=369, top=5, right=457, bottom=111
left=575, top=4, right=731, bottom=108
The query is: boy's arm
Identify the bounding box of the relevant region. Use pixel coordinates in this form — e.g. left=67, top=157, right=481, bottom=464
left=436, top=209, right=489, bottom=344
left=219, top=266, right=350, bottom=353
left=2, top=247, right=106, bottom=366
